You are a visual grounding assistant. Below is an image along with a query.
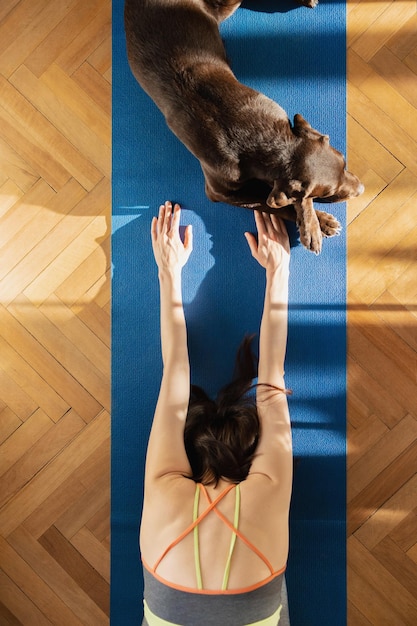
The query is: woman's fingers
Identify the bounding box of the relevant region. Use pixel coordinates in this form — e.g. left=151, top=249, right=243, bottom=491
left=153, top=201, right=193, bottom=255
left=244, top=231, right=258, bottom=258
left=170, top=203, right=181, bottom=236
left=262, top=212, right=276, bottom=237
left=163, top=200, right=172, bottom=232
left=254, top=210, right=266, bottom=238
left=156, top=203, right=165, bottom=235
left=151, top=216, right=158, bottom=243
left=154, top=201, right=174, bottom=237
left=183, top=224, right=193, bottom=251
left=270, top=213, right=286, bottom=237
left=270, top=214, right=290, bottom=251
left=270, top=213, right=282, bottom=231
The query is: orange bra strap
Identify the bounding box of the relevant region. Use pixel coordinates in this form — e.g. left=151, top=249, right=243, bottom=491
left=200, top=484, right=275, bottom=575
left=152, top=483, right=236, bottom=573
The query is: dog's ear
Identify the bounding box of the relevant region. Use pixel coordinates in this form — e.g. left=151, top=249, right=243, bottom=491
left=267, top=180, right=290, bottom=207
left=293, top=114, right=329, bottom=142
left=267, top=179, right=305, bottom=208
left=267, top=187, right=290, bottom=208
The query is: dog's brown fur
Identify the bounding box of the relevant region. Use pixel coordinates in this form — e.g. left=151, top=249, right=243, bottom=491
left=125, top=0, right=363, bottom=253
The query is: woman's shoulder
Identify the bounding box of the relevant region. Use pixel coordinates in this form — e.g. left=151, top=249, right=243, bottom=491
left=140, top=477, right=198, bottom=559
left=239, top=474, right=289, bottom=518
left=144, top=475, right=198, bottom=514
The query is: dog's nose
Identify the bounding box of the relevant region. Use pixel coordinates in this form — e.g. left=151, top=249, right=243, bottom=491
left=356, top=183, right=365, bottom=197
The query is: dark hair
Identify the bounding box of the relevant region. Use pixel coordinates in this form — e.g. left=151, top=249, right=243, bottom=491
left=184, top=335, right=282, bottom=486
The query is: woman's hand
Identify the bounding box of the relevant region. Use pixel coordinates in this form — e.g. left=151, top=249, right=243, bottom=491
left=151, top=201, right=193, bottom=272
left=244, top=211, right=290, bottom=271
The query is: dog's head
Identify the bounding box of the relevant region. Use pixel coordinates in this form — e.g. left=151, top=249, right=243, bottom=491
left=267, top=114, right=364, bottom=209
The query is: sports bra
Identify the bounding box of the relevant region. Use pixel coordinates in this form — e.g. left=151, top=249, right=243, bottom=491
left=144, top=482, right=285, bottom=594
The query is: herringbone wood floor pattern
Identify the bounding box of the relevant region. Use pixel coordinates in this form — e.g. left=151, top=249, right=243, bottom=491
left=0, top=1, right=415, bottom=624
left=347, top=1, right=417, bottom=624
left=0, top=0, right=111, bottom=623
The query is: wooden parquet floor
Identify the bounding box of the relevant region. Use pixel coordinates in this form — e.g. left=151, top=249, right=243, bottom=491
left=0, top=0, right=415, bottom=624
left=0, top=0, right=111, bottom=623
left=347, top=1, right=417, bottom=624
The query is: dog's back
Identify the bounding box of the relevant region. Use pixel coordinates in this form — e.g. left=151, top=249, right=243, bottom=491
left=125, top=0, right=229, bottom=111
left=124, top=0, right=287, bottom=172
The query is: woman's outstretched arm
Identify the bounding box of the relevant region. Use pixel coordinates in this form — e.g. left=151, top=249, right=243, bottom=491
left=244, top=212, right=292, bottom=488
left=145, top=201, right=193, bottom=484
left=248, top=212, right=289, bottom=390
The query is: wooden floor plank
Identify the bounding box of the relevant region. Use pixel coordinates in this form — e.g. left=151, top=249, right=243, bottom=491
left=1, top=303, right=104, bottom=420
left=0, top=0, right=48, bottom=58
left=387, top=13, right=417, bottom=60
left=39, top=294, right=110, bottom=377
left=0, top=332, right=71, bottom=422
left=0, top=0, right=79, bottom=78
left=347, top=562, right=411, bottom=626
left=0, top=570, right=53, bottom=626
left=347, top=112, right=403, bottom=183
left=22, top=213, right=108, bottom=306
left=372, top=536, right=417, bottom=599
left=354, top=472, right=417, bottom=549
left=70, top=527, right=110, bottom=583
left=0, top=410, right=52, bottom=479
left=0, top=411, right=85, bottom=509
left=350, top=535, right=417, bottom=623
left=370, top=45, right=417, bottom=108
left=390, top=509, right=417, bottom=553
left=350, top=1, right=416, bottom=62
left=348, top=415, right=417, bottom=501
left=0, top=536, right=84, bottom=626
left=0, top=180, right=85, bottom=286
left=10, top=65, right=110, bottom=176
left=0, top=369, right=39, bottom=422
left=347, top=354, right=407, bottom=429
left=22, top=474, right=87, bottom=541
left=0, top=138, right=39, bottom=192
left=24, top=0, right=106, bottom=78
left=55, top=473, right=109, bottom=540
left=38, top=526, right=109, bottom=600
left=9, top=526, right=108, bottom=624
left=55, top=236, right=110, bottom=308
left=72, top=62, right=111, bottom=115
left=350, top=453, right=417, bottom=538
left=0, top=411, right=109, bottom=537
left=359, top=68, right=417, bottom=141
left=348, top=82, right=417, bottom=176
left=55, top=2, right=111, bottom=76
left=7, top=297, right=109, bottom=410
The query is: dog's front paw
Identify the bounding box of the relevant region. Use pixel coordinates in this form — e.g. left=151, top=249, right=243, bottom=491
left=316, top=210, right=342, bottom=238
left=298, top=221, right=322, bottom=254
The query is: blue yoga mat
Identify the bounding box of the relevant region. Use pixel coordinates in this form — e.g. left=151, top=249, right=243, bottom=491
left=112, top=1, right=347, bottom=623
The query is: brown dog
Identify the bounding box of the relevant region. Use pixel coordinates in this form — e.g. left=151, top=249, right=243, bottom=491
left=125, top=0, right=363, bottom=253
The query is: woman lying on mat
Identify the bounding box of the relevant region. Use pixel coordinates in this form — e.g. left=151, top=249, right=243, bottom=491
left=140, top=201, right=292, bottom=626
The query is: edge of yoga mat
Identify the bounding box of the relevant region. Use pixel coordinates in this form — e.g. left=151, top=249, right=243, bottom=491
left=111, top=1, right=347, bottom=623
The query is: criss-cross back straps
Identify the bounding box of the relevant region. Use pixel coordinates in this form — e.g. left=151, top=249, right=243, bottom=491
left=199, top=484, right=275, bottom=576
left=193, top=483, right=241, bottom=590
left=153, top=482, right=275, bottom=584
left=152, top=483, right=236, bottom=573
